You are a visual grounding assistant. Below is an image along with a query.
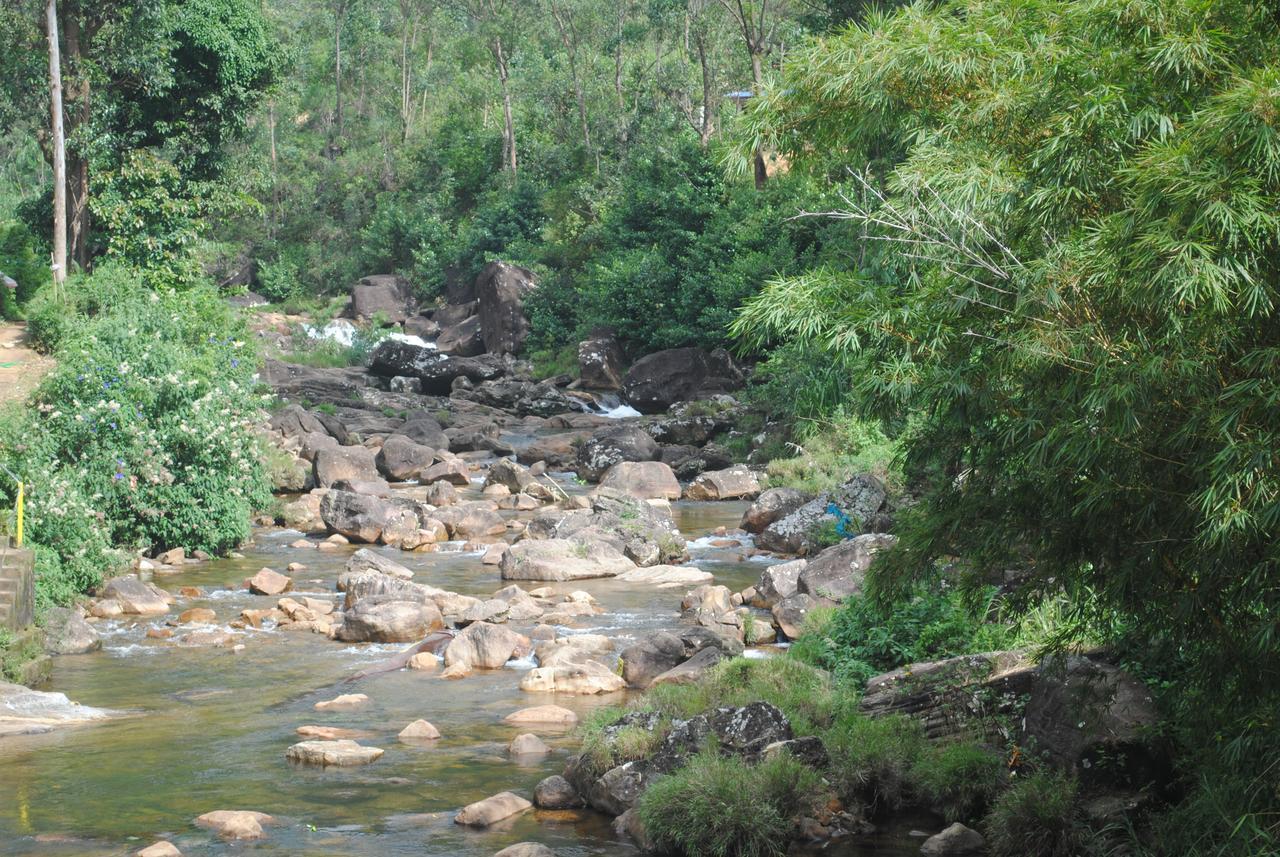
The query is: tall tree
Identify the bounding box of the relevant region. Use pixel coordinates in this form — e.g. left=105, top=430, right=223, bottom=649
left=43, top=0, right=65, bottom=287
left=718, top=0, right=785, bottom=186
left=547, top=0, right=593, bottom=163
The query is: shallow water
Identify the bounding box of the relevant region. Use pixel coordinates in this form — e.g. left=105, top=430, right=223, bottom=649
left=0, top=499, right=924, bottom=856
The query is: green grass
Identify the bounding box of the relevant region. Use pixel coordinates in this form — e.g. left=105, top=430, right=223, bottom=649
left=763, top=408, right=903, bottom=493
left=984, top=770, right=1087, bottom=857
left=528, top=344, right=579, bottom=381
left=819, top=711, right=926, bottom=813
left=911, top=742, right=1006, bottom=823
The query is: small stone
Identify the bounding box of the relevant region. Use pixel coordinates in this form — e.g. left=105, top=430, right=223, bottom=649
left=178, top=607, right=216, bottom=624
left=494, top=844, right=556, bottom=857
left=399, top=719, right=442, bottom=740
left=454, top=791, right=532, bottom=827
left=146, top=628, right=173, bottom=639
left=508, top=733, right=549, bottom=756
left=534, top=774, right=583, bottom=809
left=178, top=586, right=203, bottom=598
left=314, top=693, right=369, bottom=711
left=287, top=562, right=307, bottom=572
left=285, top=739, right=384, bottom=767
left=920, top=822, right=985, bottom=856
left=407, top=652, right=440, bottom=671
left=195, top=810, right=273, bottom=840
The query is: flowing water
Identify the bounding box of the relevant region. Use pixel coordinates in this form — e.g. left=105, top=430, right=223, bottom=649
left=0, top=499, right=925, bottom=856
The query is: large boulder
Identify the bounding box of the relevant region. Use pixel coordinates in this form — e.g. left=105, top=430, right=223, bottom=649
left=443, top=621, right=530, bottom=670
left=577, top=332, right=625, bottom=391
left=313, top=446, right=380, bottom=489
left=368, top=340, right=505, bottom=394
left=740, top=488, right=811, bottom=534
left=771, top=593, right=819, bottom=639
left=523, top=489, right=687, bottom=567
left=534, top=775, right=583, bottom=809
left=336, top=597, right=445, bottom=643
left=684, top=466, right=760, bottom=501
left=320, top=490, right=391, bottom=543
left=515, top=430, right=590, bottom=469
left=754, top=560, right=805, bottom=608
left=475, top=261, right=537, bottom=355
left=619, top=627, right=742, bottom=689
left=345, top=548, right=414, bottom=579
left=757, top=475, right=889, bottom=555
left=520, top=660, right=626, bottom=694
left=796, top=534, right=897, bottom=601
left=500, top=538, right=636, bottom=581
left=261, top=360, right=363, bottom=404
left=376, top=435, right=437, bottom=481
left=486, top=457, right=536, bottom=494
left=621, top=348, right=743, bottom=414
left=42, top=607, right=102, bottom=655
left=454, top=791, right=532, bottom=827
left=436, top=300, right=478, bottom=328
left=576, top=425, right=659, bottom=482
left=351, top=274, right=412, bottom=323
left=437, top=315, right=485, bottom=357
left=598, top=461, right=681, bottom=501
left=453, top=378, right=586, bottom=418
left=269, top=404, right=330, bottom=439
left=101, top=577, right=171, bottom=615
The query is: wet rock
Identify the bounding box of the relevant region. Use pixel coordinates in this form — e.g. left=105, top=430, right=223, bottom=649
left=576, top=426, right=658, bottom=482
left=500, top=538, right=636, bottom=581
left=408, top=652, right=440, bottom=671
left=534, top=775, right=583, bottom=809
left=368, top=340, right=506, bottom=394
left=509, top=733, right=550, bottom=755
left=320, top=490, right=390, bottom=543
left=709, top=702, right=793, bottom=755
left=286, top=739, right=384, bottom=766
left=314, top=693, right=370, bottom=711
left=503, top=705, right=578, bottom=726
left=313, top=445, right=380, bottom=489
left=598, top=461, right=681, bottom=501
left=535, top=635, right=613, bottom=668
left=758, top=475, right=889, bottom=555
left=740, top=487, right=812, bottom=534
left=650, top=645, right=726, bottom=687
left=523, top=490, right=687, bottom=567
left=392, top=415, right=451, bottom=450
left=399, top=719, right=441, bottom=740
left=613, top=565, right=713, bottom=586
left=248, top=568, right=292, bottom=596
left=684, top=465, right=761, bottom=501
left=754, top=559, right=805, bottom=608
left=455, top=791, right=532, bottom=827
left=346, top=548, right=414, bottom=580
left=437, top=315, right=485, bottom=356
left=101, top=577, right=171, bottom=616
left=494, top=844, right=555, bottom=857
left=194, top=810, right=274, bottom=840
left=577, top=333, right=625, bottom=391
left=772, top=593, right=820, bottom=640
left=420, top=459, right=471, bottom=486
left=337, top=598, right=445, bottom=643
left=613, top=808, right=653, bottom=851
left=515, top=431, right=590, bottom=469
left=796, top=534, right=897, bottom=601
left=444, top=621, right=531, bottom=670
left=520, top=661, right=625, bottom=695
left=377, top=435, right=437, bottom=481
left=42, top=607, right=101, bottom=655
left=476, top=261, right=537, bottom=355
left=135, top=841, right=181, bottom=857
left=437, top=504, right=506, bottom=540
left=177, top=607, right=217, bottom=624
left=921, top=823, right=986, bottom=856
left=622, top=347, right=743, bottom=414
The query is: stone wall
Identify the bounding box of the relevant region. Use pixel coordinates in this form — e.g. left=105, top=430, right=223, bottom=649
left=0, top=544, right=34, bottom=632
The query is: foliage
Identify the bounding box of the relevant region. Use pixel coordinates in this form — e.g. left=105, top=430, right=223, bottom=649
left=0, top=221, right=46, bottom=319
left=910, top=742, right=1006, bottom=824
left=0, top=265, right=270, bottom=606
left=791, top=585, right=1010, bottom=688
left=638, top=748, right=823, bottom=857
left=819, top=710, right=924, bottom=813
left=984, top=770, right=1087, bottom=857
left=763, top=406, right=903, bottom=492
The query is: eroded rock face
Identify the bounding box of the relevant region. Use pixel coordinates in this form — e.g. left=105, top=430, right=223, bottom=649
left=476, top=261, right=537, bottom=355
left=337, top=598, right=445, bottom=643
left=740, top=487, right=811, bottom=534
left=621, top=348, right=743, bottom=414
left=598, top=461, right=681, bottom=501
left=578, top=333, right=625, bottom=390
left=758, top=475, right=889, bottom=555
left=796, top=534, right=897, bottom=602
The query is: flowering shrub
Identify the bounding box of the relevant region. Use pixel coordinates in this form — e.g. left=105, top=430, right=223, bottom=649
left=0, top=264, right=270, bottom=605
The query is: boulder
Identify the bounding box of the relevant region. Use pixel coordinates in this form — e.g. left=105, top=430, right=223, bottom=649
left=494, top=844, right=555, bottom=857
left=178, top=607, right=217, bottom=624
left=437, top=315, right=485, bottom=356
left=534, top=774, right=583, bottom=809
left=577, top=333, right=625, bottom=390
left=351, top=273, right=411, bottom=323
left=437, top=300, right=478, bottom=328
left=576, top=425, right=658, bottom=482
left=313, top=446, right=380, bottom=489
left=684, top=466, right=761, bottom=501
left=403, top=315, right=440, bottom=339
left=519, top=661, right=626, bottom=695
left=772, top=593, right=819, bottom=639
left=408, top=652, right=440, bottom=671
left=439, top=505, right=506, bottom=540
left=516, top=431, right=590, bottom=469
left=272, top=455, right=312, bottom=492
left=377, top=435, right=437, bottom=481
left=648, top=397, right=741, bottom=446
left=194, top=810, right=273, bottom=840
left=475, top=261, right=537, bottom=354
left=399, top=719, right=442, bottom=740
left=921, top=823, right=986, bottom=856
left=444, top=622, right=530, bottom=670
left=740, top=488, right=812, bottom=534
left=613, top=565, right=713, bottom=586
left=455, top=791, right=532, bottom=827
left=135, top=842, right=181, bottom=857
left=486, top=457, right=536, bottom=494
left=269, top=404, right=330, bottom=439
left=393, top=415, right=451, bottom=451
left=758, top=475, right=889, bottom=555
left=535, top=635, right=613, bottom=668
left=796, top=534, right=896, bottom=601
left=619, top=627, right=742, bottom=689
left=42, top=607, right=101, bottom=655
left=248, top=568, right=292, bottom=596
left=523, top=490, right=687, bottom=567
left=420, top=459, right=471, bottom=486
left=649, top=645, right=727, bottom=687
left=500, top=538, right=636, bottom=581
left=320, top=490, right=390, bottom=543
left=314, top=693, right=370, bottom=711
left=346, top=548, right=414, bottom=580
left=425, top=480, right=459, bottom=506
left=281, top=493, right=325, bottom=533
left=368, top=340, right=506, bottom=394
left=598, top=461, right=681, bottom=501
left=261, top=359, right=363, bottom=404
left=286, top=739, right=384, bottom=767
left=337, top=598, right=445, bottom=643
left=755, top=560, right=805, bottom=608
left=101, top=577, right=171, bottom=616
left=508, top=733, right=550, bottom=755
left=503, top=705, right=579, bottom=727
left=622, top=347, right=743, bottom=414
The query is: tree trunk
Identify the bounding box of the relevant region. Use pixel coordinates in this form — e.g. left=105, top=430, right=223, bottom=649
left=334, top=1, right=345, bottom=139
left=45, top=0, right=66, bottom=287
left=62, top=8, right=89, bottom=269
left=550, top=2, right=592, bottom=164
left=749, top=50, right=766, bottom=187
left=493, top=34, right=517, bottom=178
left=696, top=32, right=715, bottom=145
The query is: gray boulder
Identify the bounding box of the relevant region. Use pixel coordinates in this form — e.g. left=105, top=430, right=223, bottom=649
left=622, top=348, right=743, bottom=414
left=475, top=261, right=536, bottom=355
left=43, top=607, right=101, bottom=655
left=796, top=534, right=897, bottom=601
left=576, top=425, right=658, bottom=482
left=740, top=487, right=811, bottom=533
left=577, top=333, right=625, bottom=391
left=921, top=823, right=985, bottom=856
left=351, top=274, right=412, bottom=323
left=376, top=435, right=437, bottom=481
left=757, top=475, right=888, bottom=555
left=619, top=627, right=742, bottom=689
left=337, top=597, right=445, bottom=643
left=313, top=446, right=380, bottom=489
left=437, top=315, right=485, bottom=357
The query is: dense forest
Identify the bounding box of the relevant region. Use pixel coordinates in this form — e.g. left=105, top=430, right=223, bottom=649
left=2, top=1, right=1280, bottom=856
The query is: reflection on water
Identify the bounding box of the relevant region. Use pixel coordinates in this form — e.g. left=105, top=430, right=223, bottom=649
left=0, top=497, right=922, bottom=856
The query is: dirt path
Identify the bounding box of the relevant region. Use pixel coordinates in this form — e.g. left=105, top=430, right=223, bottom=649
left=0, top=322, right=53, bottom=406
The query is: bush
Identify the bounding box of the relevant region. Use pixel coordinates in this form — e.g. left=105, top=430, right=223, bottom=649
left=910, top=742, right=1006, bottom=823
left=763, top=406, right=903, bottom=493
left=0, top=264, right=270, bottom=605
left=0, top=221, right=47, bottom=320
left=984, top=770, right=1087, bottom=857
left=639, top=748, right=823, bottom=857
left=820, top=711, right=925, bottom=813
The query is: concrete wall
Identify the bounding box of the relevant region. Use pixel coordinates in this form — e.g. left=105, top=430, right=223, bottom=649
left=0, top=545, right=34, bottom=632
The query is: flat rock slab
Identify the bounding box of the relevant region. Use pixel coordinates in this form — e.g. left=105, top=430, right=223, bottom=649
left=455, top=791, right=532, bottom=827
left=314, top=693, right=370, bottom=711
left=503, top=705, right=579, bottom=726
left=286, top=739, right=384, bottom=767
left=614, top=565, right=713, bottom=586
